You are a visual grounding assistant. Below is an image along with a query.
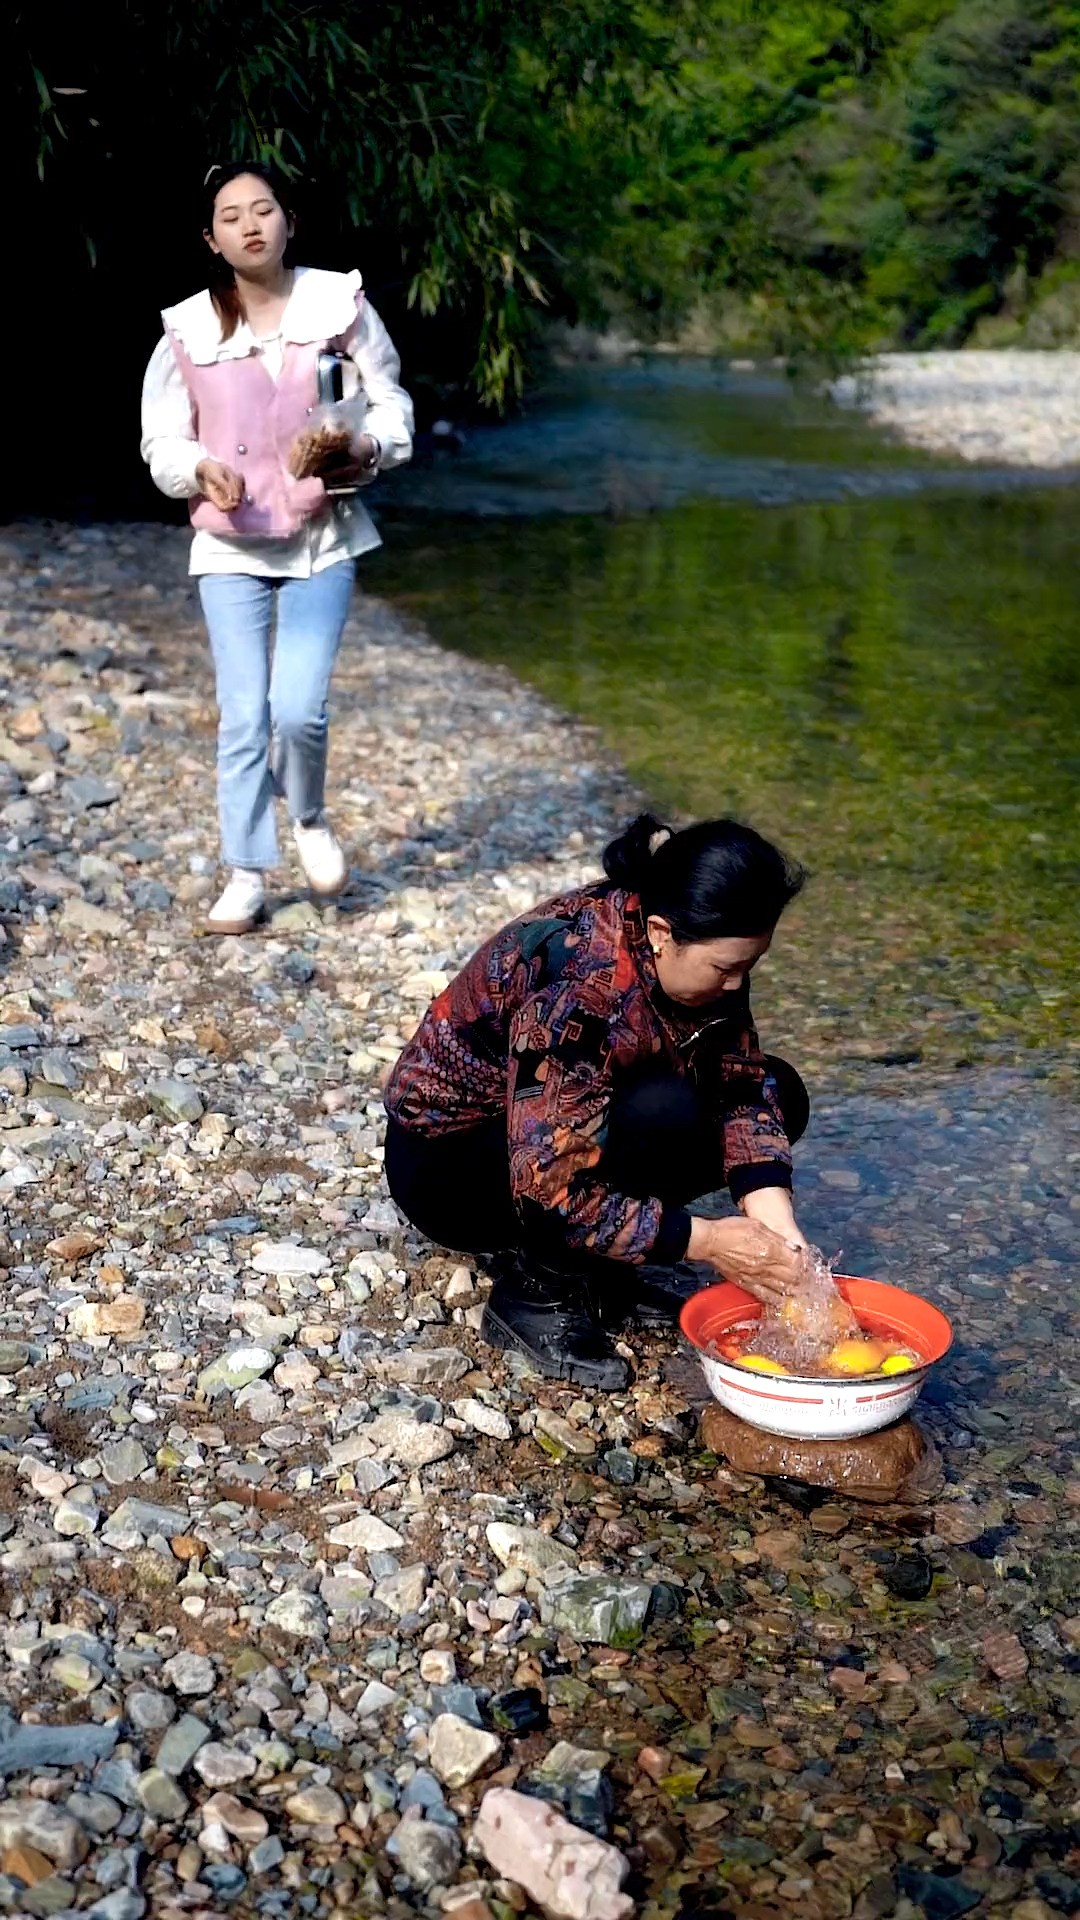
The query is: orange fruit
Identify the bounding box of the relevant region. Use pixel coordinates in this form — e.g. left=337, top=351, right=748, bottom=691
left=827, top=1338, right=887, bottom=1376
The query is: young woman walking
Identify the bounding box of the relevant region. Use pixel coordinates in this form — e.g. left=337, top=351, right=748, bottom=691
left=141, top=161, right=414, bottom=932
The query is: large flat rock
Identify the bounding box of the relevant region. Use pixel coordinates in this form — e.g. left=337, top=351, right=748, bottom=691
left=699, top=1404, right=942, bottom=1503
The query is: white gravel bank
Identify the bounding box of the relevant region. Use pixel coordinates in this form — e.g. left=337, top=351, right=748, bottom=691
left=831, top=350, right=1080, bottom=468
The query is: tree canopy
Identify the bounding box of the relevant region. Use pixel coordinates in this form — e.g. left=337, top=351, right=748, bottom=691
left=13, top=0, right=1080, bottom=471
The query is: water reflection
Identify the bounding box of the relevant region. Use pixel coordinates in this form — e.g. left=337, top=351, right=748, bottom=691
left=369, top=366, right=1080, bottom=1071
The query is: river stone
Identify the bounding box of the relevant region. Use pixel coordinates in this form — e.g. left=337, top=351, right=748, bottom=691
left=364, top=1410, right=456, bottom=1466
left=135, top=1769, right=189, bottom=1819
left=200, top=1794, right=269, bottom=1844
left=394, top=1817, right=462, bottom=1890
left=65, top=774, right=119, bottom=810
left=200, top=1863, right=247, bottom=1901
left=53, top=1485, right=100, bottom=1537
left=197, top=1345, right=274, bottom=1397
left=249, top=1836, right=285, bottom=1875
left=428, top=1713, right=502, bottom=1787
left=155, top=1713, right=211, bottom=1775
left=473, top=1788, right=633, bottom=1920
left=0, top=1717, right=119, bottom=1776
left=65, top=1375, right=138, bottom=1412
left=698, top=1405, right=942, bottom=1502
left=68, top=1297, right=146, bottom=1339
left=455, top=1397, right=513, bottom=1440
left=106, top=1496, right=191, bottom=1541
left=375, top=1346, right=470, bottom=1387
left=163, top=1652, right=216, bottom=1695
left=58, top=898, right=125, bottom=938
left=0, top=1341, right=31, bottom=1374
left=86, top=1895, right=146, bottom=1920
left=264, top=1590, right=327, bottom=1638
left=284, top=1784, right=346, bottom=1828
left=373, top=1562, right=430, bottom=1616
left=0, top=1802, right=89, bottom=1870
left=535, top=1408, right=597, bottom=1458
left=320, top=1572, right=374, bottom=1612
left=146, top=1077, right=204, bottom=1124
left=193, top=1743, right=257, bottom=1788
left=538, top=1575, right=654, bottom=1647
left=1, top=1844, right=56, bottom=1888
left=326, top=1512, right=404, bottom=1552
left=0, top=1024, right=40, bottom=1050
left=126, top=1690, right=176, bottom=1734
left=51, top=1652, right=101, bottom=1693
left=251, top=1241, right=329, bottom=1276
left=65, top=1792, right=121, bottom=1837
left=99, top=1438, right=149, bottom=1486
left=486, top=1522, right=579, bottom=1578
left=356, top=1679, right=400, bottom=1717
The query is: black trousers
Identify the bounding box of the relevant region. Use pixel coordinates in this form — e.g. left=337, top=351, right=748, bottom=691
left=384, top=1056, right=809, bottom=1260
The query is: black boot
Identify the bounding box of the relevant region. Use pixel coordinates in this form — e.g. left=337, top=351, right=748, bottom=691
left=621, top=1261, right=714, bottom=1328
left=480, top=1251, right=631, bottom=1390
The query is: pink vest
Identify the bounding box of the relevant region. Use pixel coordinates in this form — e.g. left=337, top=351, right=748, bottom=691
left=167, top=285, right=364, bottom=537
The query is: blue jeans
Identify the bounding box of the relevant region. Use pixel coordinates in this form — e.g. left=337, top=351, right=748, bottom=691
left=198, top=563, right=354, bottom=870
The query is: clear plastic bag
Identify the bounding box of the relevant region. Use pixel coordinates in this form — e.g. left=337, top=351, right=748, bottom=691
left=746, top=1243, right=859, bottom=1372
left=289, top=348, right=371, bottom=485
left=287, top=399, right=368, bottom=481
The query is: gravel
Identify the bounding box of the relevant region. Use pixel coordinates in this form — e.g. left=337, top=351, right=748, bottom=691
left=0, top=519, right=1074, bottom=1918
left=832, top=349, right=1080, bottom=466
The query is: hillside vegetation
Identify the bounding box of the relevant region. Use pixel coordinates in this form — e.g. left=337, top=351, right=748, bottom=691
left=14, top=0, right=1080, bottom=437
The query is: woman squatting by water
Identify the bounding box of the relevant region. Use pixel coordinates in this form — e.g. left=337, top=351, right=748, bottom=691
left=385, top=814, right=812, bottom=1390
left=141, top=160, right=414, bottom=932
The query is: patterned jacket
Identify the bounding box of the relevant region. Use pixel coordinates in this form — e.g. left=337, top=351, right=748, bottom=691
left=384, top=883, right=792, bottom=1264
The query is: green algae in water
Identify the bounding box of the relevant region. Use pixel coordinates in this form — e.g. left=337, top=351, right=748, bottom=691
left=371, top=480, right=1080, bottom=1077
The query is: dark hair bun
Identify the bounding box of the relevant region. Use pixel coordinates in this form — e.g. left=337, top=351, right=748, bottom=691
left=602, top=814, right=805, bottom=941
left=602, top=813, right=671, bottom=890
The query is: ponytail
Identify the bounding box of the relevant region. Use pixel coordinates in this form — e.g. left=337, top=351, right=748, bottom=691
left=602, top=813, right=805, bottom=941
left=602, top=813, right=673, bottom=890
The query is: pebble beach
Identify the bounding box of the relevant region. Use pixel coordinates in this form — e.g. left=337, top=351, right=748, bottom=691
left=0, top=518, right=1075, bottom=1920
left=832, top=351, right=1080, bottom=468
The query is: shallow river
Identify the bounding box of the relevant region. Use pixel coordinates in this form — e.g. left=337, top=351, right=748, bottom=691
left=362, top=367, right=1080, bottom=1900
left=367, top=361, right=1080, bottom=1079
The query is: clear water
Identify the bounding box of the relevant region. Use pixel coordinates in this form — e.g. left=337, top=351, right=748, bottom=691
left=368, top=361, right=1080, bottom=1078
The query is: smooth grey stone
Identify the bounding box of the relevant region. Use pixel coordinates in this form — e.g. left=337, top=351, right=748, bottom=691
left=0, top=1713, right=118, bottom=1775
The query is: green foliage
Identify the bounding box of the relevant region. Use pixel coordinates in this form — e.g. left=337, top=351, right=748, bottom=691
left=612, top=0, right=1080, bottom=356
left=13, top=0, right=1080, bottom=411
left=13, top=0, right=671, bottom=409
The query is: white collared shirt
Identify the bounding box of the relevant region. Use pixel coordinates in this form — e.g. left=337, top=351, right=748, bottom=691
left=140, top=267, right=414, bottom=579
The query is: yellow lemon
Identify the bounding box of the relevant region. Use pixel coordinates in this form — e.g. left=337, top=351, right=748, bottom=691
left=880, top=1353, right=917, bottom=1375
left=827, top=1338, right=887, bottom=1376
left=737, top=1354, right=790, bottom=1376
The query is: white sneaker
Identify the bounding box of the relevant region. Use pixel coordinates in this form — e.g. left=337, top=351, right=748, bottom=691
left=205, top=870, right=266, bottom=935
left=293, top=817, right=347, bottom=897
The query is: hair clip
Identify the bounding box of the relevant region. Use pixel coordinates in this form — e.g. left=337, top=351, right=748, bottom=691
left=203, top=164, right=224, bottom=187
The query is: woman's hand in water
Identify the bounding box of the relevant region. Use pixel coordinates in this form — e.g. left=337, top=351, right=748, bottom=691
left=739, top=1184, right=808, bottom=1252
left=686, top=1215, right=804, bottom=1305
left=196, top=459, right=245, bottom=512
